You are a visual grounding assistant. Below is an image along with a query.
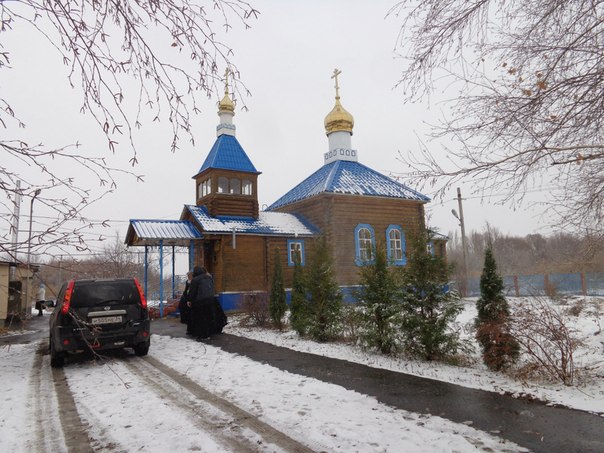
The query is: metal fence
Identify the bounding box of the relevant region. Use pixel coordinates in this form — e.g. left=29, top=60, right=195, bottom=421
left=465, top=272, right=604, bottom=297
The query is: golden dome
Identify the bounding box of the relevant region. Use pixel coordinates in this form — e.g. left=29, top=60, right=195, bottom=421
left=218, top=92, right=235, bottom=113
left=324, top=68, right=354, bottom=135
left=324, top=97, right=354, bottom=135
left=218, top=67, right=235, bottom=113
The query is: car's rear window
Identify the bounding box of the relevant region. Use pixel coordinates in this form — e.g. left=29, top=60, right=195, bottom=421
left=71, top=280, right=141, bottom=307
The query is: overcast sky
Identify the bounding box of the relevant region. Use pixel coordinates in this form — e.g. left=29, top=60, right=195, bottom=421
left=2, top=0, right=555, bottom=263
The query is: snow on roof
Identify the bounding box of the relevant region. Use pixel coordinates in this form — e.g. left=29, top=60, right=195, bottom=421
left=125, top=219, right=202, bottom=246
left=193, top=134, right=260, bottom=177
left=183, top=205, right=319, bottom=236
left=267, top=160, right=430, bottom=210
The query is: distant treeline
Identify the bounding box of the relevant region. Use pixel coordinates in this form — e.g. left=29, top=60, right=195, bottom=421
left=446, top=228, right=604, bottom=280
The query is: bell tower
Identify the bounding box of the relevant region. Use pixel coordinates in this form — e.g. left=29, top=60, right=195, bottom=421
left=192, top=69, right=261, bottom=218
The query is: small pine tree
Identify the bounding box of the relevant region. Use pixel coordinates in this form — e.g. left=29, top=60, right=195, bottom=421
left=475, top=246, right=519, bottom=370
left=269, top=247, right=287, bottom=330
left=357, top=241, right=402, bottom=354
left=399, top=230, right=464, bottom=361
left=289, top=253, right=309, bottom=336
left=305, top=236, right=342, bottom=342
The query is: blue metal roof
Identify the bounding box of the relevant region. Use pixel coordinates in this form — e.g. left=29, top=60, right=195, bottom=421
left=125, top=219, right=202, bottom=246
left=183, top=205, right=319, bottom=236
left=194, top=134, right=259, bottom=177
left=267, top=160, right=430, bottom=210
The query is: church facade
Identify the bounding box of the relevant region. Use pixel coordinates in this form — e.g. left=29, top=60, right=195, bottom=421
left=126, top=70, right=442, bottom=309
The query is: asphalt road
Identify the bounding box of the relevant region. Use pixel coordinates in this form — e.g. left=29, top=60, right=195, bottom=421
left=152, top=317, right=604, bottom=453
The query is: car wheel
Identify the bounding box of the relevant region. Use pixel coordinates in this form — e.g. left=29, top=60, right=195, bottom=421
left=133, top=343, right=150, bottom=356
left=50, top=337, right=65, bottom=368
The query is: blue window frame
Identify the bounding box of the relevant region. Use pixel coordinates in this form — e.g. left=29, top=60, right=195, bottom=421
left=427, top=241, right=435, bottom=256
left=287, top=239, right=305, bottom=266
left=386, top=225, right=406, bottom=266
left=355, top=224, right=375, bottom=265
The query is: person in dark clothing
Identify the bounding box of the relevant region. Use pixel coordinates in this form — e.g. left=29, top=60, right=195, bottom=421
left=212, top=296, right=228, bottom=334
left=35, top=300, right=44, bottom=316
left=187, top=266, right=215, bottom=341
left=178, top=271, right=193, bottom=332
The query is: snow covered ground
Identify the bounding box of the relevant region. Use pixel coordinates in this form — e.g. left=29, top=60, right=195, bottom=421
left=0, top=296, right=602, bottom=452
left=228, top=296, right=604, bottom=415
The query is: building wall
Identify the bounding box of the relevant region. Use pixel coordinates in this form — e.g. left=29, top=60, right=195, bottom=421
left=195, top=169, right=259, bottom=218
left=0, top=264, right=9, bottom=321
left=275, top=193, right=427, bottom=286
left=194, top=234, right=317, bottom=311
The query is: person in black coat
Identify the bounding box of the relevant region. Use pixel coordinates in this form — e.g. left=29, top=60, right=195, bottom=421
left=187, top=266, right=215, bottom=341
left=178, top=271, right=193, bottom=332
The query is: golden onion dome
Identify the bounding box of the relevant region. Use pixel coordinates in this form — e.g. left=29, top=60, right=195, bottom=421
left=324, top=97, right=354, bottom=135
left=218, top=67, right=235, bottom=113
left=324, top=68, right=354, bottom=135
left=218, top=92, right=235, bottom=113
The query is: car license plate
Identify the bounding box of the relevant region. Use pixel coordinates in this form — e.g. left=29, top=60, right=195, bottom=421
left=91, top=316, right=122, bottom=325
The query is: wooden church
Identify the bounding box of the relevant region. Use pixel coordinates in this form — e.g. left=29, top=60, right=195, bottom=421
left=125, top=70, right=440, bottom=309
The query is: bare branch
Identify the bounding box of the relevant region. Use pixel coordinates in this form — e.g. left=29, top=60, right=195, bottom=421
left=0, top=0, right=258, bottom=259
left=391, top=0, right=604, bottom=232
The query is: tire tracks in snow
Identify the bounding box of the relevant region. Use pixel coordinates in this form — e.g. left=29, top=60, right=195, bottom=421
left=27, top=340, right=94, bottom=453
left=124, top=355, right=317, bottom=453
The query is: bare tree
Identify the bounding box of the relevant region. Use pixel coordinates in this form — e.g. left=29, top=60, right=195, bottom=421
left=447, top=227, right=604, bottom=280
left=389, top=0, right=604, bottom=233
left=1, top=0, right=259, bottom=259
left=511, top=297, right=583, bottom=385
left=91, top=235, right=142, bottom=278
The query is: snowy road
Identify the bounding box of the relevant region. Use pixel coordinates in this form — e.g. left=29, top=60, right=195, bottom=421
left=2, top=334, right=526, bottom=453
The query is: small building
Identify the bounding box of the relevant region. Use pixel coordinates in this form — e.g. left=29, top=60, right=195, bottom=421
left=0, top=260, right=37, bottom=325
left=126, top=70, right=441, bottom=309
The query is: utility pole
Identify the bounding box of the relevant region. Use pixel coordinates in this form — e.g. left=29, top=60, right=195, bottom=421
left=452, top=188, right=468, bottom=297
left=25, top=188, right=41, bottom=317
left=10, top=180, right=22, bottom=281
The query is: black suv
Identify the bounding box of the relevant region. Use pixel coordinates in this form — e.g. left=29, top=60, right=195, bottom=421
left=49, top=278, right=150, bottom=368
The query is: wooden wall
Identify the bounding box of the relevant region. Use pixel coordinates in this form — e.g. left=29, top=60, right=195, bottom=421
left=0, top=264, right=9, bottom=321
left=194, top=169, right=259, bottom=218
left=186, top=192, right=439, bottom=296
left=203, top=195, right=259, bottom=218
left=194, top=234, right=315, bottom=294
left=275, top=193, right=428, bottom=286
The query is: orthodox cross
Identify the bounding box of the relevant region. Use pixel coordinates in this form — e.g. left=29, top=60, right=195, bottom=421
left=331, top=68, right=342, bottom=99
left=224, top=67, right=230, bottom=94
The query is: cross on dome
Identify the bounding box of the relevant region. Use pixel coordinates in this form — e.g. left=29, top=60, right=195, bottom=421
left=218, top=67, right=235, bottom=114
left=332, top=68, right=342, bottom=99
left=324, top=68, right=354, bottom=136
left=217, top=67, right=236, bottom=136
left=224, top=68, right=231, bottom=95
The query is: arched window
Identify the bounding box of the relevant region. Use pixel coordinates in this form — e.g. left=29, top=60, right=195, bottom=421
left=218, top=177, right=229, bottom=194
left=354, top=224, right=375, bottom=265
left=427, top=241, right=435, bottom=256
left=386, top=225, right=406, bottom=266
left=287, top=240, right=305, bottom=266
left=199, top=178, right=211, bottom=197
left=229, top=178, right=241, bottom=194
left=242, top=179, right=252, bottom=195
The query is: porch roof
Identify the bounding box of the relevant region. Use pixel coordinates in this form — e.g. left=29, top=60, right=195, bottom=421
left=182, top=205, right=319, bottom=237
left=125, top=219, right=202, bottom=247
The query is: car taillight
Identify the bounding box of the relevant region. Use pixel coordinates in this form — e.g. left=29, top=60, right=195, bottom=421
left=60, top=280, right=75, bottom=315
left=134, top=278, right=147, bottom=309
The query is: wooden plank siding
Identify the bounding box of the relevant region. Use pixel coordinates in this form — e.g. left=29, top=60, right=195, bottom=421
left=192, top=234, right=316, bottom=294
left=203, top=196, right=259, bottom=218
left=274, top=193, right=428, bottom=286
left=194, top=169, right=259, bottom=218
